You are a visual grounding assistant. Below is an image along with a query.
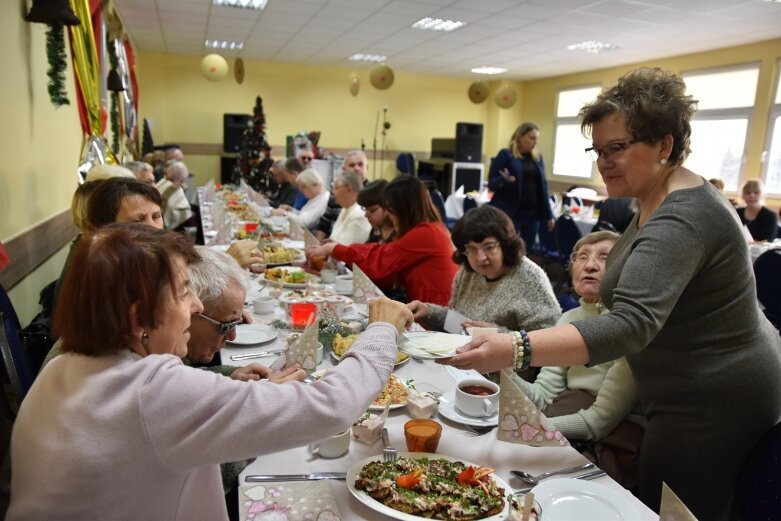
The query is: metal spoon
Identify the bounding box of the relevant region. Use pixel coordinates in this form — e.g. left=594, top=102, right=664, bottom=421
left=510, top=462, right=595, bottom=485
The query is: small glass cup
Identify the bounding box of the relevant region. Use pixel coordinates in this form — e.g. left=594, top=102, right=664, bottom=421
left=289, top=302, right=318, bottom=329
left=404, top=419, right=442, bottom=453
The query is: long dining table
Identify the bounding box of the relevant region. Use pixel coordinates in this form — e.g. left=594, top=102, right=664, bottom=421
left=220, top=286, right=659, bottom=520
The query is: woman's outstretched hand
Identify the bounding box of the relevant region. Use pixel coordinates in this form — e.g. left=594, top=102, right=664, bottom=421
left=436, top=332, right=515, bottom=373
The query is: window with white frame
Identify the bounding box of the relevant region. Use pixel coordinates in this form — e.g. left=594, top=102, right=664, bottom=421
left=682, top=64, right=759, bottom=192
left=762, top=62, right=781, bottom=195
left=552, top=86, right=602, bottom=179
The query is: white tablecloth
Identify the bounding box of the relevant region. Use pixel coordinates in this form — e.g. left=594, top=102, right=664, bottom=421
left=230, top=291, right=658, bottom=520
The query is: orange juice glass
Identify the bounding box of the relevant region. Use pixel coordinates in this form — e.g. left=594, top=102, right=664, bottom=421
left=404, top=419, right=442, bottom=453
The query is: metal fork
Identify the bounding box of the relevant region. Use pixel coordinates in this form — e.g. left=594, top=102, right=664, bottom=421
left=381, top=428, right=397, bottom=462
left=465, top=424, right=496, bottom=436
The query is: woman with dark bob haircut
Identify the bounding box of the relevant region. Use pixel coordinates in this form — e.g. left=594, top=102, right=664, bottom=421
left=407, top=204, right=559, bottom=353
left=86, top=176, right=164, bottom=230
left=439, top=67, right=781, bottom=520
left=7, top=223, right=411, bottom=520
left=307, top=175, right=457, bottom=305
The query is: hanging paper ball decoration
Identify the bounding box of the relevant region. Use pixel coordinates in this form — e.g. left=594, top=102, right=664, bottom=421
left=349, top=72, right=360, bottom=96
left=495, top=84, right=517, bottom=108
left=468, top=81, right=489, bottom=103
left=234, top=57, right=245, bottom=84
left=369, top=65, right=394, bottom=90
left=200, top=54, right=228, bottom=81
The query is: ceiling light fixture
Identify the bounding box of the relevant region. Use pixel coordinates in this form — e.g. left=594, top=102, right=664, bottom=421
left=349, top=53, right=387, bottom=63
left=471, top=67, right=507, bottom=75
left=213, top=0, right=268, bottom=10
left=567, top=41, right=619, bottom=53
left=412, top=17, right=466, bottom=32
left=205, top=40, right=244, bottom=50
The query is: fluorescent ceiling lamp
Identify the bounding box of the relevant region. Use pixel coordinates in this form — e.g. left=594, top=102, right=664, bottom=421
left=205, top=40, right=244, bottom=50
left=349, top=53, right=387, bottom=63
left=471, top=67, right=507, bottom=75
left=213, top=0, right=268, bottom=9
left=412, top=17, right=466, bottom=32
left=567, top=41, right=619, bottom=53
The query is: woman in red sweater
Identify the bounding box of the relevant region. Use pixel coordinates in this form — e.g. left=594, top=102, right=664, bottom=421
left=307, top=175, right=457, bottom=305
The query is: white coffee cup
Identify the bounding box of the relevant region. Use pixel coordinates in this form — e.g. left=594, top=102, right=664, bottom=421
left=308, top=429, right=350, bottom=458
left=325, top=295, right=347, bottom=317
left=253, top=296, right=275, bottom=315
left=320, top=268, right=337, bottom=284
left=316, top=342, right=323, bottom=364
left=454, top=378, right=500, bottom=418
left=334, top=275, right=353, bottom=294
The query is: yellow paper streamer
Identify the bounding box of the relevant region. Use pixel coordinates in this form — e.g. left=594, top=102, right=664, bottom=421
left=68, top=0, right=103, bottom=136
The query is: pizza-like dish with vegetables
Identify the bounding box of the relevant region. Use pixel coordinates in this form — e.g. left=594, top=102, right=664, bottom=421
left=354, top=457, right=505, bottom=520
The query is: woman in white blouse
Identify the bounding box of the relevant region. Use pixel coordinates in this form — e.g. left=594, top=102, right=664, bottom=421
left=273, top=168, right=330, bottom=232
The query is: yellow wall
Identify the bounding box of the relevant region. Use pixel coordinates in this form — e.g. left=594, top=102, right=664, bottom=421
left=136, top=52, right=524, bottom=184
left=1, top=1, right=83, bottom=323
left=523, top=38, right=781, bottom=207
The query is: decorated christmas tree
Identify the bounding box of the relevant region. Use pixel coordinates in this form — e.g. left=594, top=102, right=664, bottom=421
left=234, top=95, right=274, bottom=191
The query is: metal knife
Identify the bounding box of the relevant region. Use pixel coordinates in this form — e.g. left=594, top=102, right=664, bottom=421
left=245, top=472, right=347, bottom=482
left=513, top=469, right=607, bottom=494
left=230, top=350, right=281, bottom=361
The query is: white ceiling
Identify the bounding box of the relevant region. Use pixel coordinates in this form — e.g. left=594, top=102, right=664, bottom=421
left=114, top=0, right=781, bottom=81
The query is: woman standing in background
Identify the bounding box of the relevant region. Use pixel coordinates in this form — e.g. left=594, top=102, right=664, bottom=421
left=737, top=179, right=778, bottom=241
left=488, top=122, right=555, bottom=248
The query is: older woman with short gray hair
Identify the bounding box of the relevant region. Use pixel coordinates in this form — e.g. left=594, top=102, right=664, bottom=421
left=274, top=168, right=330, bottom=232
left=328, top=171, right=372, bottom=244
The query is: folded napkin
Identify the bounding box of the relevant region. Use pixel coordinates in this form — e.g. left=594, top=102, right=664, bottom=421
left=240, top=480, right=341, bottom=521
left=351, top=264, right=384, bottom=304
left=497, top=369, right=568, bottom=447
left=660, top=482, right=697, bottom=521
left=304, top=227, right=319, bottom=249
left=287, top=216, right=305, bottom=241
left=286, top=322, right=319, bottom=372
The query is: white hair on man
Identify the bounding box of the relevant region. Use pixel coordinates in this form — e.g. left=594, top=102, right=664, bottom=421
left=165, top=161, right=190, bottom=185
left=189, top=246, right=249, bottom=310
left=296, top=168, right=323, bottom=188
left=85, top=164, right=135, bottom=182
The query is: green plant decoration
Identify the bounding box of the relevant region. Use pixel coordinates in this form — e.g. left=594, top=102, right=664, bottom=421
left=45, top=24, right=69, bottom=106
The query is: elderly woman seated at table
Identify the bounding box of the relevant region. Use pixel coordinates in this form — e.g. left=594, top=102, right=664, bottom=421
left=7, top=223, right=412, bottom=520
left=737, top=179, right=778, bottom=242
left=272, top=168, right=330, bottom=233
left=511, top=231, right=642, bottom=487
left=306, top=175, right=457, bottom=304
left=407, top=205, right=560, bottom=333
left=323, top=171, right=372, bottom=244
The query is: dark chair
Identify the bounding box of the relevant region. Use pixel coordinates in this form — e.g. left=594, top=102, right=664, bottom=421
left=553, top=214, right=583, bottom=292
left=396, top=152, right=416, bottom=176
left=592, top=220, right=618, bottom=233
left=754, top=249, right=781, bottom=329
left=557, top=290, right=580, bottom=313
left=462, top=196, right=477, bottom=215
left=0, top=285, right=34, bottom=404
left=428, top=188, right=448, bottom=225
left=733, top=422, right=781, bottom=520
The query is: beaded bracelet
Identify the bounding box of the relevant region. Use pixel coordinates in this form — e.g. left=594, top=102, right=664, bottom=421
left=512, top=329, right=532, bottom=371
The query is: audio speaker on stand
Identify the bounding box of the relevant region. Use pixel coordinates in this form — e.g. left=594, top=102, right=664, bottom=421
left=223, top=114, right=251, bottom=153
left=455, top=122, right=483, bottom=163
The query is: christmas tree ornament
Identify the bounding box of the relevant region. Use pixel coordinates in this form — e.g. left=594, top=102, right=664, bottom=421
left=369, top=65, right=394, bottom=90
left=234, top=57, right=245, bottom=84
left=200, top=54, right=228, bottom=81
left=468, top=81, right=488, bottom=103
left=349, top=72, right=359, bottom=96
left=495, top=83, right=517, bottom=109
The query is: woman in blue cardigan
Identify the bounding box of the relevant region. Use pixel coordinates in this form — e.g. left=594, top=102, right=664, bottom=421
left=488, top=122, right=555, bottom=247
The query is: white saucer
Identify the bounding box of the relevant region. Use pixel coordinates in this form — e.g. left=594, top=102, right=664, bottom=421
left=228, top=324, right=278, bottom=346
left=438, top=391, right=498, bottom=427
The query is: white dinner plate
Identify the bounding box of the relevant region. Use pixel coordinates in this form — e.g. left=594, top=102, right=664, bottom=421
left=438, top=391, right=498, bottom=427
left=228, top=324, right=278, bottom=346
left=399, top=332, right=468, bottom=360
left=531, top=478, right=641, bottom=521
left=346, top=453, right=510, bottom=521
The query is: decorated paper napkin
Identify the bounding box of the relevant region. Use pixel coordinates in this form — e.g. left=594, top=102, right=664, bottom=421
left=286, top=322, right=319, bottom=372
left=497, top=369, right=568, bottom=447
left=304, top=228, right=320, bottom=249
left=659, top=482, right=697, bottom=521
left=287, top=216, right=305, bottom=241
left=240, top=480, right=342, bottom=521
left=351, top=264, right=384, bottom=304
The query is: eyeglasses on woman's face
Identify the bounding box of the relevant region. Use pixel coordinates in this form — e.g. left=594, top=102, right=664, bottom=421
left=585, top=139, right=640, bottom=161
left=570, top=250, right=610, bottom=265
left=194, top=313, right=242, bottom=336
left=463, top=241, right=501, bottom=257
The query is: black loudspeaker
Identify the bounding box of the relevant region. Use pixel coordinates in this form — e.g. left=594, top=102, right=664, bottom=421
left=455, top=122, right=483, bottom=162
left=223, top=113, right=251, bottom=153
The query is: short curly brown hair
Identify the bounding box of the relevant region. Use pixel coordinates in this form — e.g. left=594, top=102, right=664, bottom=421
left=451, top=205, right=524, bottom=270
left=579, top=67, right=698, bottom=166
